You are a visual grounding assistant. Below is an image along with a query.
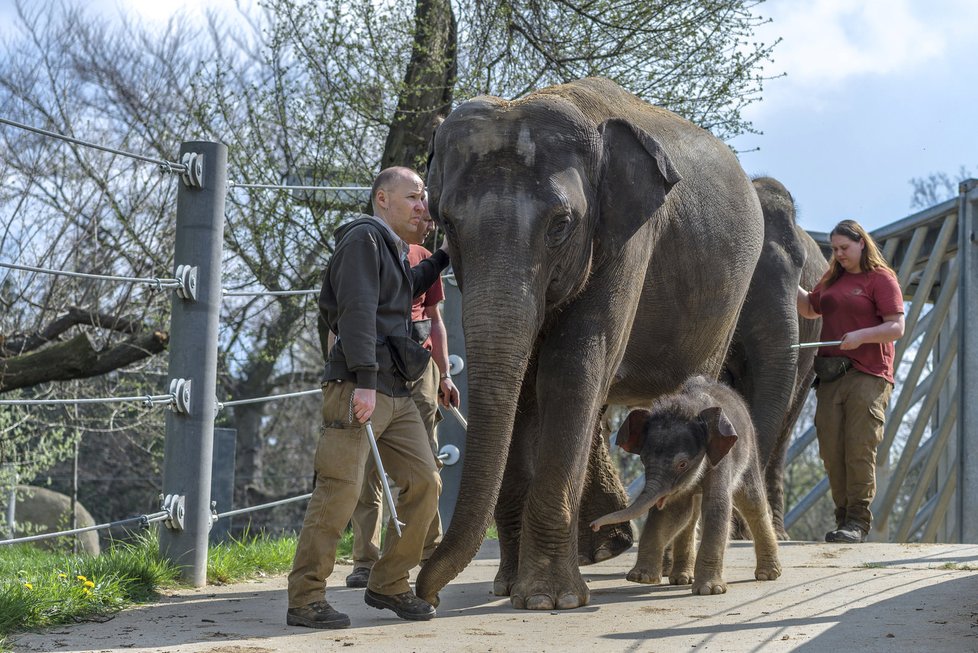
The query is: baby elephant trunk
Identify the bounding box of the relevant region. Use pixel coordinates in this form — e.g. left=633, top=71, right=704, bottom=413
left=590, top=484, right=667, bottom=531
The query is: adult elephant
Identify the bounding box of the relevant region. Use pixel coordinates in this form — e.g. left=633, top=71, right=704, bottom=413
left=722, top=176, right=827, bottom=538
left=416, top=77, right=764, bottom=610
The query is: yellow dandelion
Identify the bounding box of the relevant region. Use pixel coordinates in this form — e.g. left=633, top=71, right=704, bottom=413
left=82, top=588, right=91, bottom=596
left=58, top=573, right=67, bottom=580
left=23, top=582, right=33, bottom=590
left=76, top=575, right=87, bottom=582
left=83, top=580, right=95, bottom=589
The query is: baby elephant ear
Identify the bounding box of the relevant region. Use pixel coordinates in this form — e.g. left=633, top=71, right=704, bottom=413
left=699, top=406, right=738, bottom=466
left=616, top=409, right=651, bottom=454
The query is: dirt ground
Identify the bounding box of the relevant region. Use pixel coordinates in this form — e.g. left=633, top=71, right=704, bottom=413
left=9, top=540, right=978, bottom=652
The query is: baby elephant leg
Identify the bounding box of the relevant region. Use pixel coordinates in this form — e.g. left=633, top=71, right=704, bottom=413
left=735, top=471, right=782, bottom=581
left=628, top=508, right=675, bottom=584
left=692, top=491, right=731, bottom=595
left=669, top=495, right=698, bottom=586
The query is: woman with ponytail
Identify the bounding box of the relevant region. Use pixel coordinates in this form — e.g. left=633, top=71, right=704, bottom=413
left=797, top=219, right=905, bottom=543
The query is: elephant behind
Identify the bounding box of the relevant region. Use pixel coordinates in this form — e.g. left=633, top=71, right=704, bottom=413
left=416, top=77, right=764, bottom=610
left=722, top=176, right=827, bottom=538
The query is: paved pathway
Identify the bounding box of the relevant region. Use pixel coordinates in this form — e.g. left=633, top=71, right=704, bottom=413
left=10, top=540, right=978, bottom=652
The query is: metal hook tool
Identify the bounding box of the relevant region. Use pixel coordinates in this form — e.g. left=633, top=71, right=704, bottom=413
left=790, top=340, right=843, bottom=350
left=364, top=421, right=405, bottom=537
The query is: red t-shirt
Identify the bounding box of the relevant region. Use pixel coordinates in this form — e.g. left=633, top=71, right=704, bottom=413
left=809, top=268, right=904, bottom=383
left=408, top=245, right=444, bottom=351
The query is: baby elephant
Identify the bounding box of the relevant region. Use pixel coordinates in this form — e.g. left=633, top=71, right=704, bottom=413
left=592, top=375, right=781, bottom=595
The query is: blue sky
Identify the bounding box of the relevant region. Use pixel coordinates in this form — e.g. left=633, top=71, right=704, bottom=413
left=732, top=0, right=978, bottom=233
left=2, top=0, right=976, bottom=234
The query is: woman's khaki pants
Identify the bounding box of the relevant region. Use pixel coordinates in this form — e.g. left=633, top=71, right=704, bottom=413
left=815, top=370, right=893, bottom=532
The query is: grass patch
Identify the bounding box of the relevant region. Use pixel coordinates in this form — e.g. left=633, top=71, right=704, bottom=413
left=0, top=532, right=178, bottom=650
left=207, top=530, right=298, bottom=585
left=2, top=523, right=478, bottom=649
left=1, top=528, right=315, bottom=650
left=939, top=562, right=978, bottom=571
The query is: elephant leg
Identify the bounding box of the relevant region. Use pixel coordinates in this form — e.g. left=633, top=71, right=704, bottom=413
left=735, top=468, right=782, bottom=581
left=578, top=412, right=633, bottom=565
left=627, top=505, right=685, bottom=584
left=509, top=353, right=612, bottom=609
left=765, top=435, right=789, bottom=540
left=511, top=427, right=592, bottom=609
left=493, top=387, right=539, bottom=596
left=693, top=481, right=734, bottom=596
left=667, top=495, right=698, bottom=586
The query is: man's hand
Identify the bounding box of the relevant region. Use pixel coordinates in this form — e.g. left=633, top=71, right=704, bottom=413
left=436, top=224, right=451, bottom=254
left=438, top=377, right=460, bottom=408
left=353, top=388, right=376, bottom=423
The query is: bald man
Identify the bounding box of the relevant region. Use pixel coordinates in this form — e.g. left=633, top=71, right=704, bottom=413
left=286, top=167, right=450, bottom=628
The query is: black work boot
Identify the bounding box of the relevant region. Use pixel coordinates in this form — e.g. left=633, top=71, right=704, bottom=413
left=364, top=589, right=436, bottom=621
left=345, top=566, right=371, bottom=588
left=831, top=522, right=867, bottom=543
left=286, top=600, right=351, bottom=629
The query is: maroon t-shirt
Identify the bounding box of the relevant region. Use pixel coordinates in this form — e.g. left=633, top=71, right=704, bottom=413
left=408, top=245, right=444, bottom=351
left=809, top=268, right=904, bottom=383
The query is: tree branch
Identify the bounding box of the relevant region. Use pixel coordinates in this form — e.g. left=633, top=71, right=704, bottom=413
left=1, top=307, right=146, bottom=357
left=0, top=329, right=169, bottom=392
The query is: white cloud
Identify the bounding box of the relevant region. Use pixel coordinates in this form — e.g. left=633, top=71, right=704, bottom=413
left=758, top=0, right=976, bottom=86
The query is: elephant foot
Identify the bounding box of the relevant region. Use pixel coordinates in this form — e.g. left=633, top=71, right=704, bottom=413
left=509, top=564, right=590, bottom=610
left=578, top=522, right=633, bottom=566
left=626, top=566, right=662, bottom=585
left=755, top=559, right=782, bottom=581
left=669, top=569, right=694, bottom=586
left=492, top=568, right=516, bottom=596
left=692, top=576, right=727, bottom=595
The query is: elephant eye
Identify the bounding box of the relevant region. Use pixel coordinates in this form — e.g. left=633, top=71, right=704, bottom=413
left=676, top=459, right=689, bottom=472
left=545, top=213, right=573, bottom=248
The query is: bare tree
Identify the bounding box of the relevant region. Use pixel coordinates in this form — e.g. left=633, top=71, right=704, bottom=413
left=910, top=165, right=975, bottom=210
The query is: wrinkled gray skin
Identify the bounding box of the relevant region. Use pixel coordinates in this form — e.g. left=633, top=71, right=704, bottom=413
left=592, top=376, right=782, bottom=595
left=722, top=177, right=827, bottom=538
left=416, top=77, right=764, bottom=610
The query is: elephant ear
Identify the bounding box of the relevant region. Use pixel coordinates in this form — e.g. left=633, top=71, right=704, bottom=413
left=595, top=118, right=682, bottom=257
left=616, top=409, right=651, bottom=454
left=699, top=406, right=738, bottom=466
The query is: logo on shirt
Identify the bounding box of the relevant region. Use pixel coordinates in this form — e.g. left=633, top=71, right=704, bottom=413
left=850, top=288, right=864, bottom=296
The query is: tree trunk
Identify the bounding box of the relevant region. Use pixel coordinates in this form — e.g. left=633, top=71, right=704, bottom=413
left=380, top=0, right=457, bottom=173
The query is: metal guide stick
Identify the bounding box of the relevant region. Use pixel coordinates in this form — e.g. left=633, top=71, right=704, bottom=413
left=364, top=421, right=404, bottom=537
left=790, top=340, right=843, bottom=350
left=446, top=403, right=468, bottom=430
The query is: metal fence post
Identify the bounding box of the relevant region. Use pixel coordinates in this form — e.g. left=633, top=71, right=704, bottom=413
left=437, top=274, right=467, bottom=528
left=160, top=141, right=226, bottom=585
left=958, top=179, right=978, bottom=543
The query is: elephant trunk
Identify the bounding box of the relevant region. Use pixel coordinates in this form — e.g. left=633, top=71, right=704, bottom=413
left=590, top=477, right=668, bottom=530
left=415, top=290, right=537, bottom=603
